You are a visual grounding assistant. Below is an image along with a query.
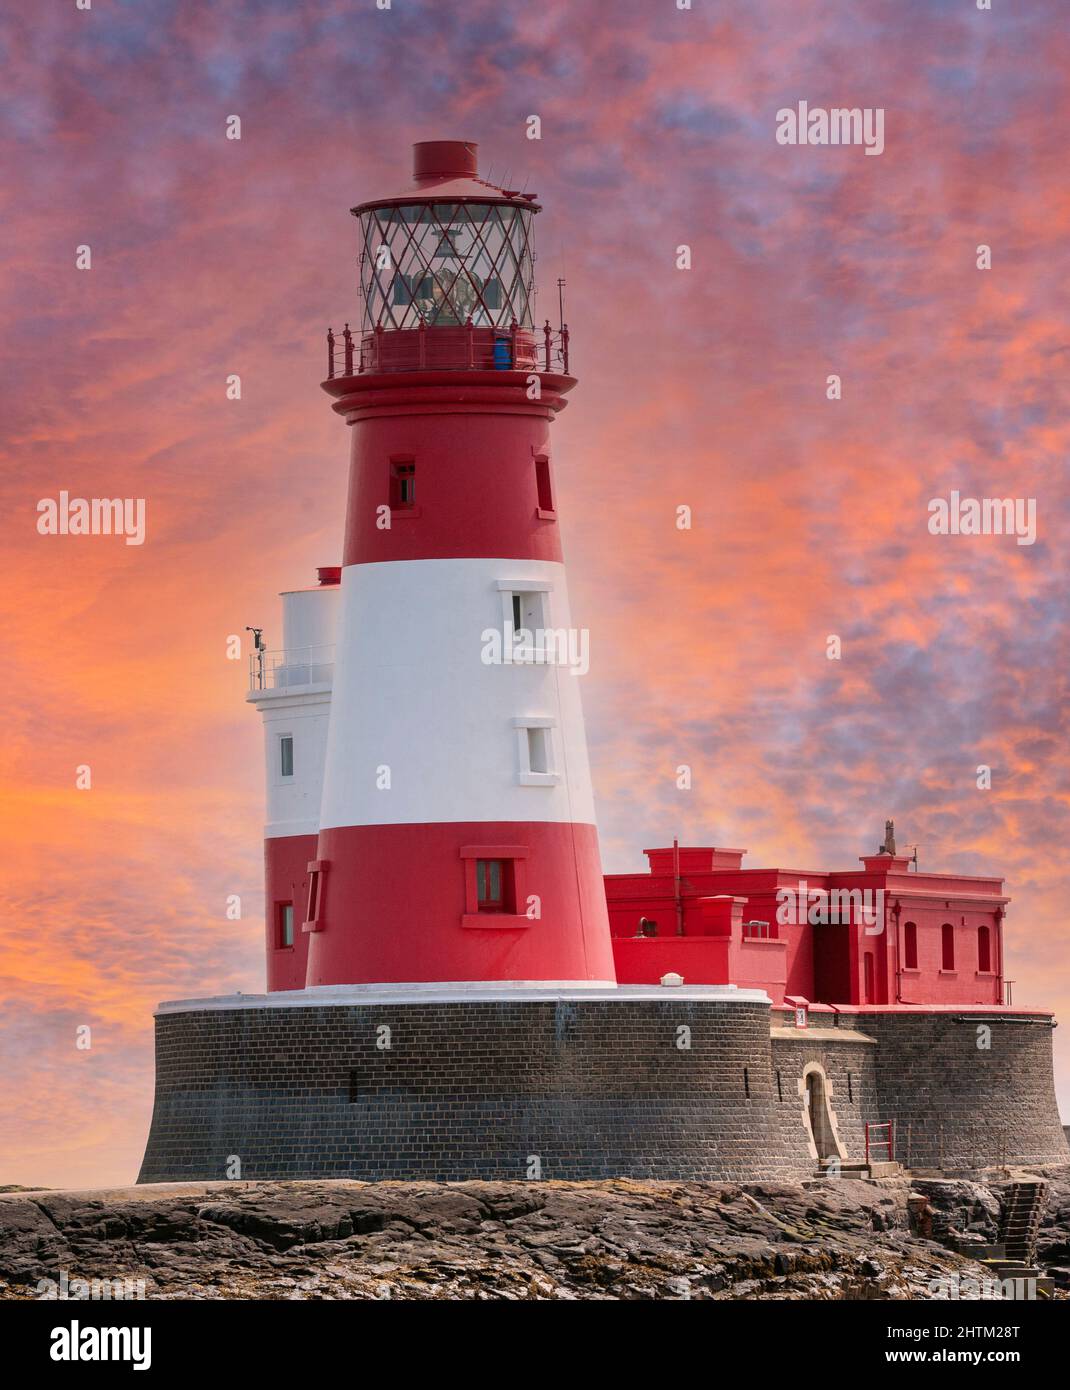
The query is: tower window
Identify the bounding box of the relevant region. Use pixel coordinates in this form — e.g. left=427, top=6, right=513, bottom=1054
left=280, top=735, right=294, bottom=778
left=977, top=924, right=991, bottom=972
left=478, top=856, right=505, bottom=911
left=527, top=726, right=549, bottom=774
left=903, top=921, right=918, bottom=970
left=496, top=580, right=552, bottom=660
left=460, top=843, right=529, bottom=925
left=535, top=455, right=555, bottom=516
left=941, top=922, right=955, bottom=971
left=390, top=457, right=416, bottom=510
left=514, top=717, right=559, bottom=785
left=277, top=902, right=294, bottom=949
left=303, top=860, right=328, bottom=933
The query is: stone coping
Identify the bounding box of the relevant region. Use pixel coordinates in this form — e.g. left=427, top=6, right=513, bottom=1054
left=770, top=1027, right=877, bottom=1045
left=155, top=982, right=772, bottom=1015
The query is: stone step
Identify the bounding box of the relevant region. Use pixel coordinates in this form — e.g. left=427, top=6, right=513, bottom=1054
left=815, top=1159, right=902, bottom=1180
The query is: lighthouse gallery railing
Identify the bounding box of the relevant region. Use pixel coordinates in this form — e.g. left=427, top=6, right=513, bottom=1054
left=326, top=320, right=570, bottom=378
left=249, top=645, right=335, bottom=692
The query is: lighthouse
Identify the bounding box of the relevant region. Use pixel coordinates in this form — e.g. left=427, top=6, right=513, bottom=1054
left=140, top=141, right=1068, bottom=1186
left=253, top=140, right=617, bottom=991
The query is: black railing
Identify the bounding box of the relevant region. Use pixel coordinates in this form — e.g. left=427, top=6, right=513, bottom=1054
left=326, top=319, right=570, bottom=378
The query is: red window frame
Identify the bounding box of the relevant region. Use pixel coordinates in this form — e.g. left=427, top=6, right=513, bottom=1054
left=977, top=924, right=991, bottom=972
left=277, top=901, right=294, bottom=949
left=903, top=921, right=918, bottom=970
left=941, top=922, right=955, bottom=971
left=302, top=859, right=329, bottom=933
left=534, top=454, right=555, bottom=517
left=389, top=455, right=416, bottom=511
left=459, top=845, right=529, bottom=928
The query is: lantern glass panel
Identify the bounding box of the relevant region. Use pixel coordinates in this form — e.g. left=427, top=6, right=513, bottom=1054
left=358, top=202, right=535, bottom=332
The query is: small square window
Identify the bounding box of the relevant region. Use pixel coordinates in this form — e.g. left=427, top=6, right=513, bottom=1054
left=527, top=726, right=549, bottom=774
left=510, top=590, right=546, bottom=635
left=390, top=457, right=416, bottom=510
left=279, top=735, right=294, bottom=778
left=496, top=581, right=552, bottom=662
left=477, top=858, right=507, bottom=911
left=460, top=844, right=529, bottom=926
left=514, top=717, right=559, bottom=786
left=535, top=456, right=555, bottom=515
left=277, top=902, right=294, bottom=948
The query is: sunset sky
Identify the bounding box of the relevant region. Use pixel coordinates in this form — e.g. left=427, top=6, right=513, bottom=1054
left=2, top=0, right=1068, bottom=1188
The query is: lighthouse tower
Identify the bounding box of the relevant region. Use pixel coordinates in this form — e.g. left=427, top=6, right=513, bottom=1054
left=280, top=141, right=615, bottom=989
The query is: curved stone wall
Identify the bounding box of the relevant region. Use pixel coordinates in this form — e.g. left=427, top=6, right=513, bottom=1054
left=138, top=992, right=810, bottom=1183
left=853, top=1011, right=1068, bottom=1170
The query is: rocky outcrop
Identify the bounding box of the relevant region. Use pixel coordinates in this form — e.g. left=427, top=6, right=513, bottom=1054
left=2, top=1171, right=1067, bottom=1300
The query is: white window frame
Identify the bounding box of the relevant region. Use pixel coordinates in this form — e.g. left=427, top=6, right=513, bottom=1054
left=278, top=732, right=295, bottom=780
left=513, top=716, right=560, bottom=786
left=496, top=579, right=552, bottom=664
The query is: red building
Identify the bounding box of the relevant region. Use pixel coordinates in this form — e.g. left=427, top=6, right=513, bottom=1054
left=605, top=825, right=1007, bottom=1008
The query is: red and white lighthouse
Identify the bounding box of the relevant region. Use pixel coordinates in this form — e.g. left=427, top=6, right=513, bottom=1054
left=255, top=141, right=616, bottom=990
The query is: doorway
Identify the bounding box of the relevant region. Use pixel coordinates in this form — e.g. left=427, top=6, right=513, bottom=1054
left=803, top=1065, right=844, bottom=1162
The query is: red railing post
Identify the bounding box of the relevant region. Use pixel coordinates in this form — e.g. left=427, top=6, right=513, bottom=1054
left=465, top=315, right=474, bottom=368
left=889, top=1120, right=894, bottom=1162
left=865, top=1124, right=870, bottom=1166
left=343, top=323, right=353, bottom=376
left=326, top=327, right=335, bottom=379
left=418, top=318, right=426, bottom=368
left=375, top=322, right=384, bottom=371
left=543, top=319, right=552, bottom=372
left=561, top=323, right=570, bottom=374
left=510, top=317, right=518, bottom=369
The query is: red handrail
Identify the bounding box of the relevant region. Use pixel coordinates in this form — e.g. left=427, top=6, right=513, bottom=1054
left=865, top=1121, right=894, bottom=1164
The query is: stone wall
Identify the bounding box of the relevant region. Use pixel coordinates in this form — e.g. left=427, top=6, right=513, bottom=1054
left=138, top=997, right=1068, bottom=1183
left=769, top=1013, right=1068, bottom=1170
left=854, top=1011, right=1068, bottom=1170
left=139, top=996, right=813, bottom=1184
left=770, top=1030, right=879, bottom=1165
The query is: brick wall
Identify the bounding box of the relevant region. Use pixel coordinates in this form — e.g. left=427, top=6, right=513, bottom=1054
left=139, top=998, right=814, bottom=1183
left=138, top=1000, right=1067, bottom=1183
left=770, top=1032, right=879, bottom=1164
left=769, top=1013, right=1067, bottom=1170
left=854, top=1011, right=1068, bottom=1169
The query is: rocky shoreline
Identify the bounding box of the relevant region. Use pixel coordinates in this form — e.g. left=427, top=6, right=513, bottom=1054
left=1, top=1169, right=1068, bottom=1301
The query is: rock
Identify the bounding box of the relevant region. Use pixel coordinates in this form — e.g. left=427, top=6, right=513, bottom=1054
left=1, top=1171, right=1068, bottom=1300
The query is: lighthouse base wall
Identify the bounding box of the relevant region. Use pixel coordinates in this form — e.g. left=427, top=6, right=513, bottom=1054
left=137, top=992, right=1067, bottom=1183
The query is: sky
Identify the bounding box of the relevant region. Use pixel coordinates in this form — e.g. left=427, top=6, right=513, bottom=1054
left=1, top=0, right=1068, bottom=1188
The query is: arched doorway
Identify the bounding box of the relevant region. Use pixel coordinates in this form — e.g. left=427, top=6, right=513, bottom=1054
left=802, top=1064, right=845, bottom=1163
